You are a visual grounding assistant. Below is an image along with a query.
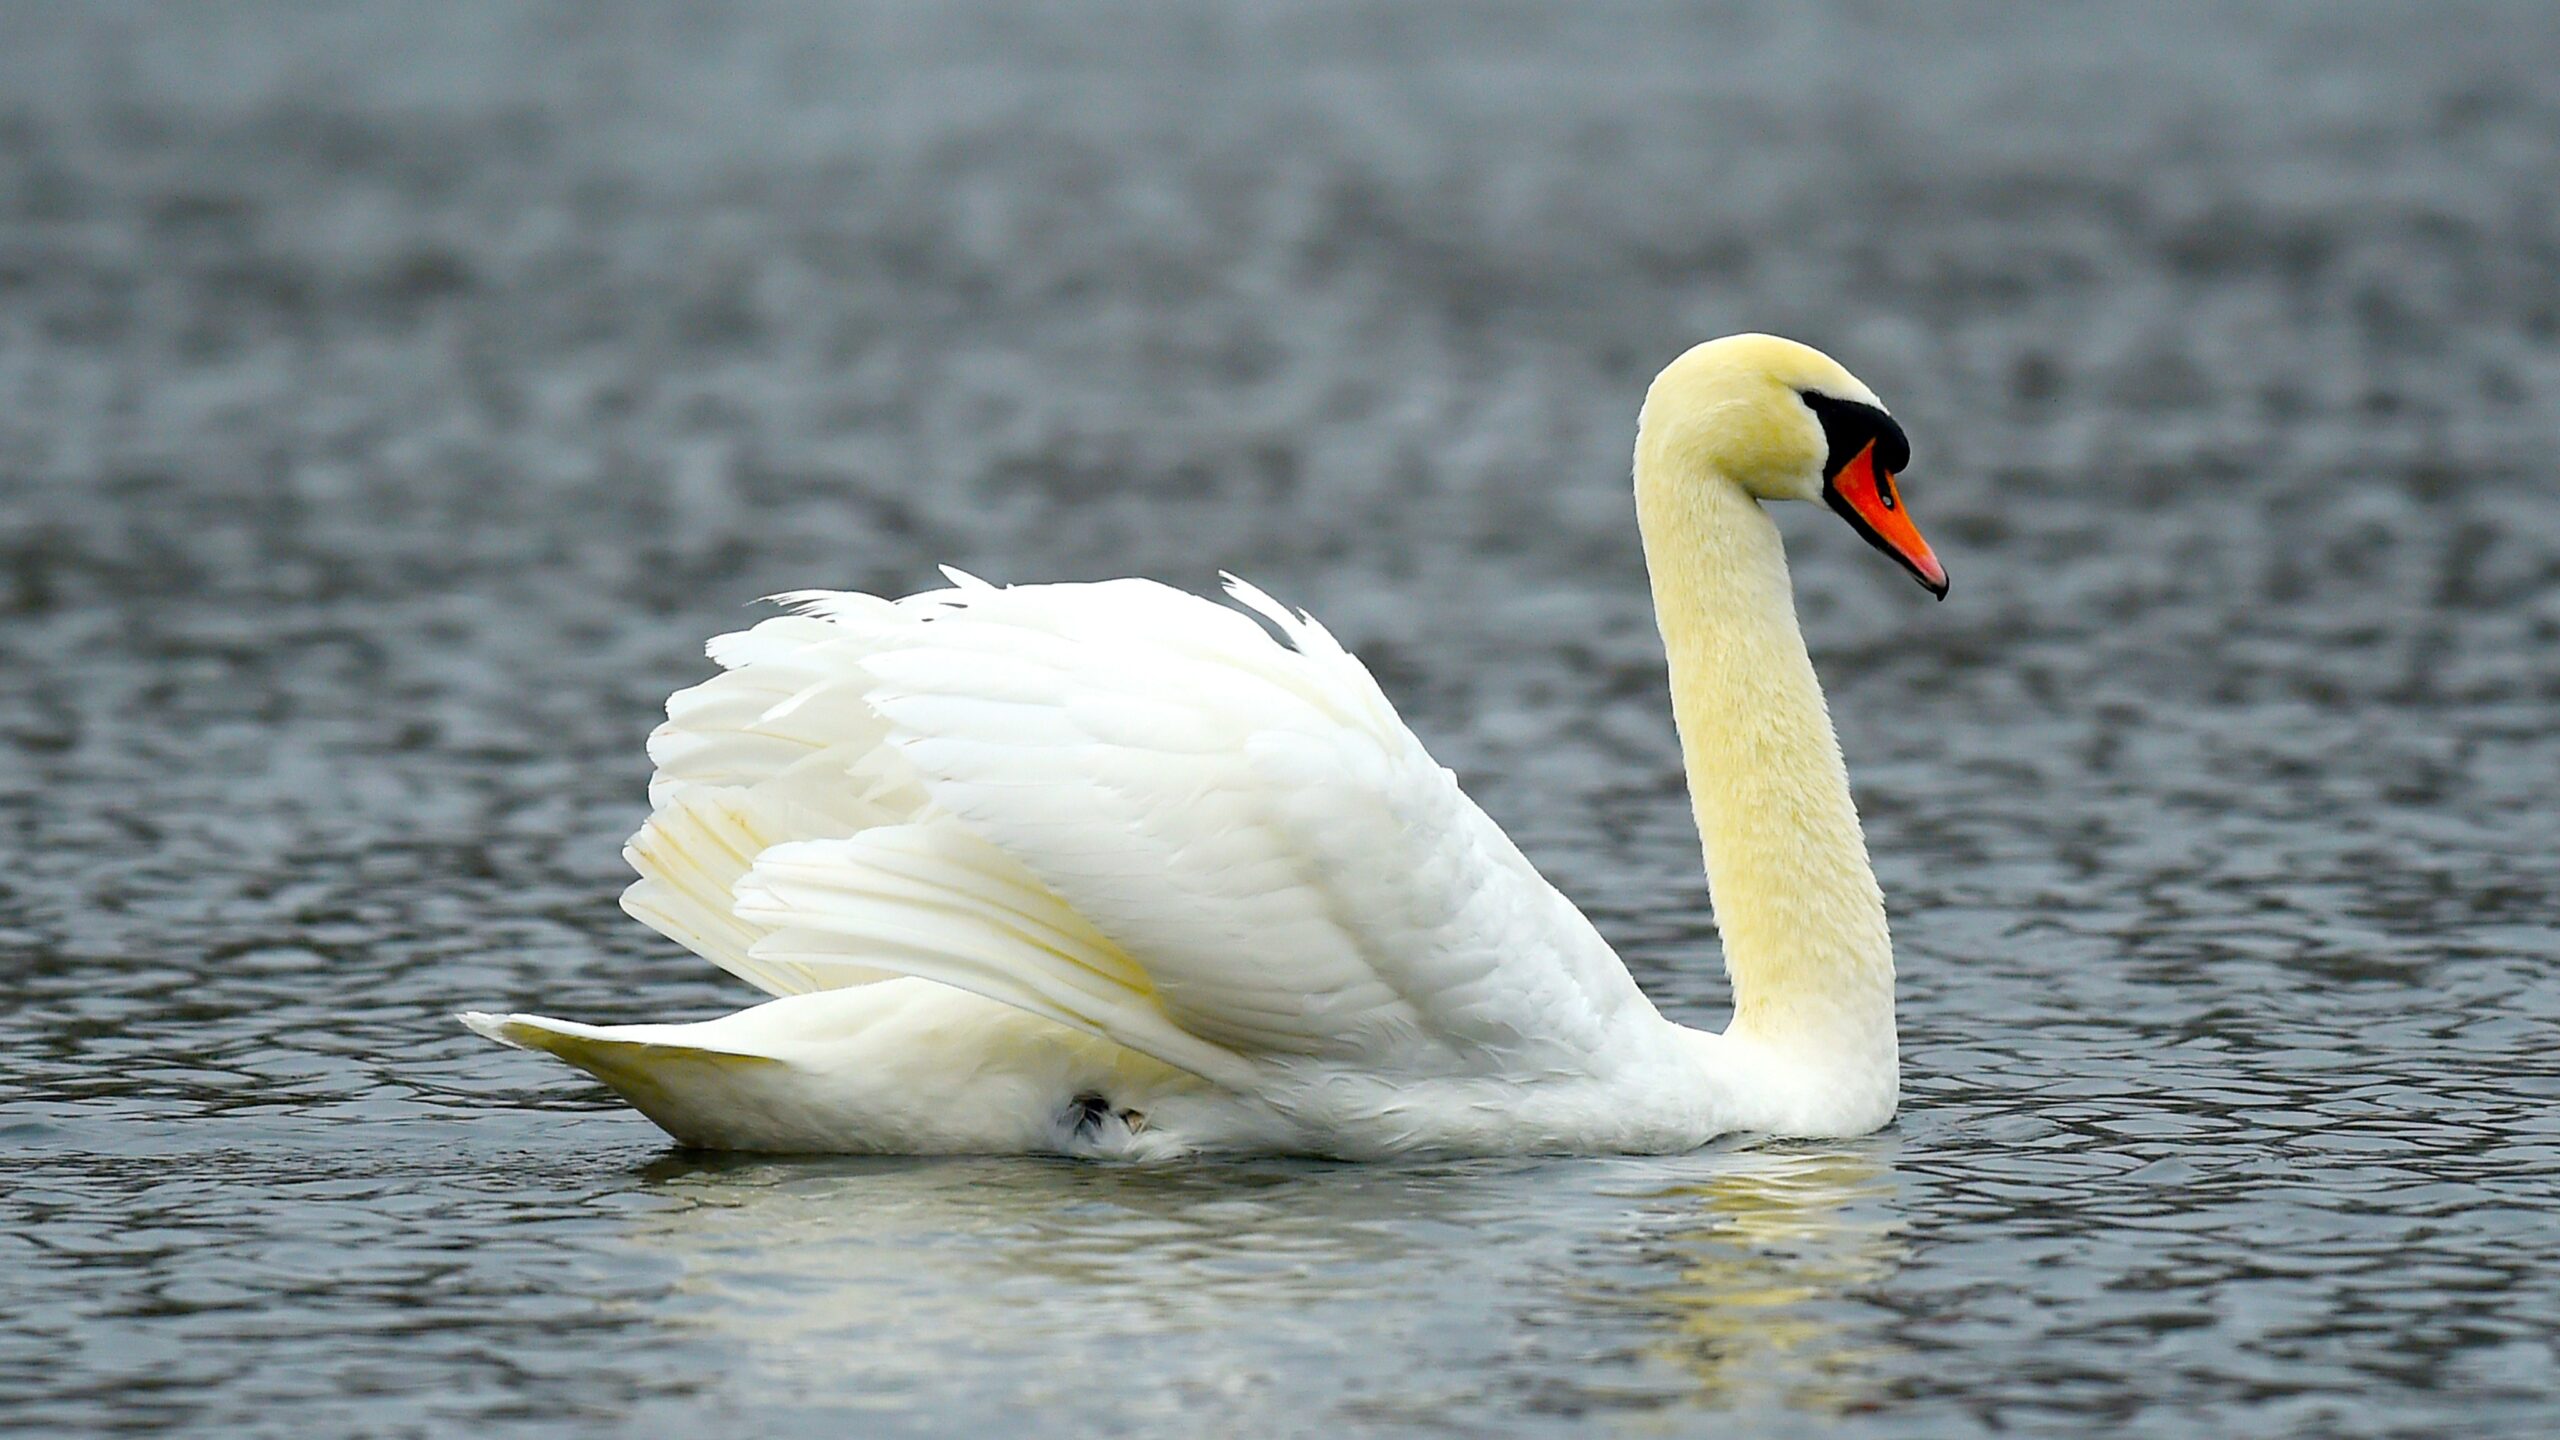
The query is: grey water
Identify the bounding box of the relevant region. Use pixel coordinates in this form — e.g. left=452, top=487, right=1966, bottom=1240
left=4, top=3, right=2558, bottom=1435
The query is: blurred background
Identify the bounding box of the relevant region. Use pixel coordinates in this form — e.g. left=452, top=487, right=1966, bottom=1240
left=3, top=3, right=2556, bottom=1436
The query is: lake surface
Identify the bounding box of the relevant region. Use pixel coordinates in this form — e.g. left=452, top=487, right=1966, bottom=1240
left=4, top=3, right=2558, bottom=1435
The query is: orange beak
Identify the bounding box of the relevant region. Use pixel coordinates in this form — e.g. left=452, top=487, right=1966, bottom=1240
left=1823, top=440, right=1948, bottom=599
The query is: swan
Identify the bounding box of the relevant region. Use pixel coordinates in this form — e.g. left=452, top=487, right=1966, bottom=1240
left=460, top=333, right=1948, bottom=1158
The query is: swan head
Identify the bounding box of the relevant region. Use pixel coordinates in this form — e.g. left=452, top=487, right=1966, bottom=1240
left=1640, top=333, right=1947, bottom=598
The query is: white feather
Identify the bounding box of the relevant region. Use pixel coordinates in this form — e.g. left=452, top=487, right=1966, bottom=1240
left=593, top=573, right=1670, bottom=1139
left=842, top=578, right=1661, bottom=1075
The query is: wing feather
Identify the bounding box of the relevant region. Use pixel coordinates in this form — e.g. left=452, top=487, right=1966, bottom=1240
left=839, top=575, right=1659, bottom=1078
left=627, top=572, right=1656, bottom=1088
left=734, top=826, right=1257, bottom=1089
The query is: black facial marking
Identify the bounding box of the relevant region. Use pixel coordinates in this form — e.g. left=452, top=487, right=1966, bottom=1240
left=1800, top=391, right=1911, bottom=482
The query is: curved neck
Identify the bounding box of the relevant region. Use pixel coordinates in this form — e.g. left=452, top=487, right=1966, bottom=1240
left=1633, top=432, right=1896, bottom=1064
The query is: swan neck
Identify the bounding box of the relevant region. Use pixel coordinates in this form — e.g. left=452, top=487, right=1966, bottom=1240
left=1633, top=437, right=1896, bottom=1066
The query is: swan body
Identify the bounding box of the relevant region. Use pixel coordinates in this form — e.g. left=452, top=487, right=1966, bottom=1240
left=462, top=334, right=1947, bottom=1158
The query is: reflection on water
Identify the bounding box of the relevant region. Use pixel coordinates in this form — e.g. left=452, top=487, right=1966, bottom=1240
left=624, top=1144, right=1906, bottom=1427
left=1606, top=1151, right=1905, bottom=1417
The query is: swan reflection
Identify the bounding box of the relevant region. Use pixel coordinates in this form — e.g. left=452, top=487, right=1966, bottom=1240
left=622, top=1142, right=1906, bottom=1426
left=1575, top=1146, right=1907, bottom=1417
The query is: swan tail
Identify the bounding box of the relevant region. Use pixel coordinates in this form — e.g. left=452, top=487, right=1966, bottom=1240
left=733, top=825, right=1260, bottom=1091
left=459, top=1009, right=778, bottom=1071
left=457, top=1010, right=792, bottom=1146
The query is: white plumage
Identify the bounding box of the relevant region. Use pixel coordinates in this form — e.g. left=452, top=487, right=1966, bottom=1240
left=463, top=334, right=1943, bottom=1158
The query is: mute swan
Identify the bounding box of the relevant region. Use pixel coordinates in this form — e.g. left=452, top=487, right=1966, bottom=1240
left=461, top=333, right=1947, bottom=1158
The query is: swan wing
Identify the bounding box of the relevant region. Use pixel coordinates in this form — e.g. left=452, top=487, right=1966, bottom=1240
left=735, top=573, right=1660, bottom=1082
left=622, top=601, right=934, bottom=994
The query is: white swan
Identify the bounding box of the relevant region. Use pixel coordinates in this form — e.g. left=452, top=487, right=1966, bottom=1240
left=461, top=333, right=1947, bottom=1158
